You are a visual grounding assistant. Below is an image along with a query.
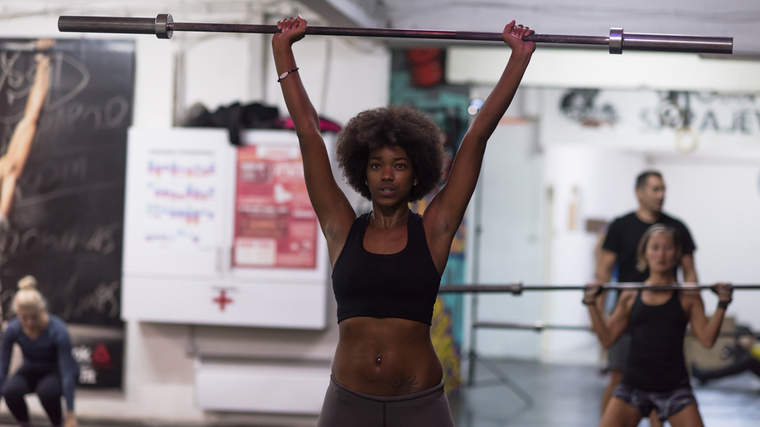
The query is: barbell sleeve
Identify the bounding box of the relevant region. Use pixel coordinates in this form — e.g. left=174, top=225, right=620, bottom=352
left=57, top=14, right=733, bottom=55
left=622, top=31, right=733, bottom=54
left=58, top=15, right=157, bottom=35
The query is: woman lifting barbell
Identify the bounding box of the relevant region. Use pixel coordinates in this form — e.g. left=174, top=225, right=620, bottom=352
left=272, top=14, right=534, bottom=427
left=585, top=224, right=732, bottom=427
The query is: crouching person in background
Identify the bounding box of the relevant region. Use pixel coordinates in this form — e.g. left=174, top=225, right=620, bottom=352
left=0, top=276, right=79, bottom=427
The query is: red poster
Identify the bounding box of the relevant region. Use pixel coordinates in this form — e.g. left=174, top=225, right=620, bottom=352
left=233, top=144, right=317, bottom=269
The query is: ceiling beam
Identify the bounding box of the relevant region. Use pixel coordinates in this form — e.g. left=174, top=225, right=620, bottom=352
left=299, top=0, right=384, bottom=28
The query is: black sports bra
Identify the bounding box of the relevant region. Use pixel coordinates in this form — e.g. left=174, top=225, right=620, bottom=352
left=331, top=211, right=441, bottom=324
left=622, top=290, right=689, bottom=391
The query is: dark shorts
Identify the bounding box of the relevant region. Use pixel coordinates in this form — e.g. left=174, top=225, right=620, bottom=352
left=317, top=376, right=454, bottom=427
left=607, top=333, right=631, bottom=371
left=613, top=383, right=696, bottom=421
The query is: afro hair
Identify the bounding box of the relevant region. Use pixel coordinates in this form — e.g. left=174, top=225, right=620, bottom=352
left=335, top=105, right=444, bottom=202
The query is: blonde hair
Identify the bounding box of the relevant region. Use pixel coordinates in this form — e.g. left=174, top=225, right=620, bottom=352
left=636, top=224, right=682, bottom=272
left=12, top=276, right=47, bottom=313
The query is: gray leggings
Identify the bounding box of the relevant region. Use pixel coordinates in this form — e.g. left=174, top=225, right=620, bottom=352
left=317, top=376, right=455, bottom=427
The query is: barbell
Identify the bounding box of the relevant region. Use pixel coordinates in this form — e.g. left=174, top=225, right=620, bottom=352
left=57, top=14, right=733, bottom=55
left=474, top=321, right=590, bottom=332
left=438, top=283, right=760, bottom=295
left=472, top=320, right=760, bottom=338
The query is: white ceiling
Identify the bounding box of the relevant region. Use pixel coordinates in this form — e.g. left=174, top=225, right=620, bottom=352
left=378, top=0, right=760, bottom=57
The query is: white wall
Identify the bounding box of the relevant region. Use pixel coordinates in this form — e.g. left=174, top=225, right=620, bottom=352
left=651, top=152, right=760, bottom=332
left=182, top=32, right=389, bottom=125
left=0, top=8, right=389, bottom=425
left=541, top=146, right=646, bottom=364
left=183, top=36, right=259, bottom=112
left=470, top=121, right=546, bottom=360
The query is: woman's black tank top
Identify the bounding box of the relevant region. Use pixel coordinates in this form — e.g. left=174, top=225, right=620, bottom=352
left=622, top=289, right=690, bottom=391
left=331, top=211, right=441, bottom=325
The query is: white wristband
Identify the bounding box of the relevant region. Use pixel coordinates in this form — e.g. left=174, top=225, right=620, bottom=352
left=277, top=67, right=299, bottom=82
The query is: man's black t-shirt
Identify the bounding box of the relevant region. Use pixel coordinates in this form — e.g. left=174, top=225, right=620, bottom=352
left=602, top=212, right=696, bottom=283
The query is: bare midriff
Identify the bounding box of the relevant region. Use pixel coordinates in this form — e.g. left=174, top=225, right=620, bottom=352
left=332, top=316, right=443, bottom=396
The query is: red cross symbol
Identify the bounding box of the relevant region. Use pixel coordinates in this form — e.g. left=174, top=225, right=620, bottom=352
left=213, top=290, right=233, bottom=311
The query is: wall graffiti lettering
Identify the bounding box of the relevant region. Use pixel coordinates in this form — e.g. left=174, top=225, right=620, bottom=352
left=640, top=91, right=760, bottom=135
left=560, top=89, right=617, bottom=127
left=558, top=89, right=760, bottom=137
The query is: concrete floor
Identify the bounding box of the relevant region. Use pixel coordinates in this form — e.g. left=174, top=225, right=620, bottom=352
left=0, top=359, right=757, bottom=427
left=450, top=358, right=760, bottom=427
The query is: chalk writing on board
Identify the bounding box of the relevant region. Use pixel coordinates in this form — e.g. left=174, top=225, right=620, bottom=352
left=1, top=222, right=120, bottom=260
left=0, top=39, right=135, bottom=332
left=64, top=280, right=120, bottom=319
left=0, top=51, right=90, bottom=124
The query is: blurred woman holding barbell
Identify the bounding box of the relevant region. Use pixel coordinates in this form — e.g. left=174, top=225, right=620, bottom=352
left=585, top=224, right=732, bottom=427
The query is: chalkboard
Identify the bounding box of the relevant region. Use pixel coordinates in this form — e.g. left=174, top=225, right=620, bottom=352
left=0, top=39, right=135, bottom=327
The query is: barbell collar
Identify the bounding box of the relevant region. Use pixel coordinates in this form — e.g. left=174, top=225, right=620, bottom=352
left=156, top=13, right=173, bottom=39
left=609, top=27, right=623, bottom=54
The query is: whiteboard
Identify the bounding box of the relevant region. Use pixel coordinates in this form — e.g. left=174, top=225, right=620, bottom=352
left=121, top=128, right=329, bottom=329
left=123, top=128, right=232, bottom=278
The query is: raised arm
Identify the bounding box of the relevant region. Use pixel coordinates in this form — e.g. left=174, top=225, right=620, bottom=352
left=594, top=249, right=617, bottom=314
left=585, top=285, right=634, bottom=348
left=54, top=323, right=79, bottom=427
left=596, top=250, right=616, bottom=284
left=686, top=283, right=732, bottom=348
left=0, top=325, right=16, bottom=389
left=1, top=44, right=52, bottom=217
left=272, top=17, right=354, bottom=256
left=425, top=21, right=534, bottom=244
left=680, top=254, right=698, bottom=283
